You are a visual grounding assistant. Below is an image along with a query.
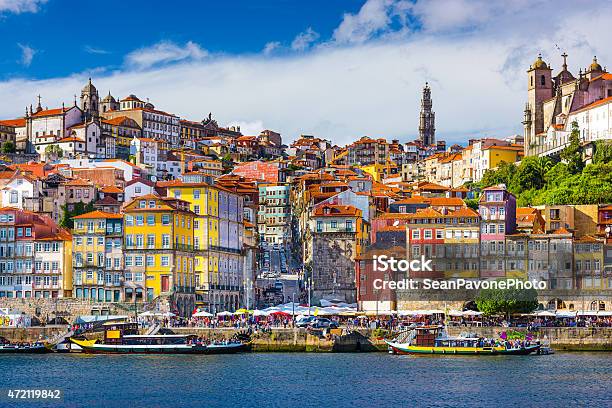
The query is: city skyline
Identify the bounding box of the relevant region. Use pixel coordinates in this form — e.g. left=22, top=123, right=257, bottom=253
left=0, top=0, right=611, bottom=146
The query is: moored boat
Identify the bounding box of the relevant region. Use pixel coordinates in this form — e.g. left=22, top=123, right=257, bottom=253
left=386, top=326, right=541, bottom=356
left=69, top=322, right=249, bottom=354
left=0, top=337, right=52, bottom=354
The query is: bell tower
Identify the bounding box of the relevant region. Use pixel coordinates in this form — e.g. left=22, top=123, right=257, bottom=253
left=525, top=54, right=553, bottom=155
left=80, top=78, right=99, bottom=120
left=418, top=82, right=435, bottom=146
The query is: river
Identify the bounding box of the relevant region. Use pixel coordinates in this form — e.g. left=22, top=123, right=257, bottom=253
left=0, top=352, right=609, bottom=407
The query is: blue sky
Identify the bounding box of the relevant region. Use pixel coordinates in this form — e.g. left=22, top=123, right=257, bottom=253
left=0, top=0, right=610, bottom=146
left=1, top=1, right=364, bottom=79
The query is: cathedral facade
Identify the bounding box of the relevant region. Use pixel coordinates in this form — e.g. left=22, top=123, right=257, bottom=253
left=523, top=53, right=612, bottom=157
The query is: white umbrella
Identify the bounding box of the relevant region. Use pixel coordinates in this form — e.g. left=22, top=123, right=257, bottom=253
left=192, top=311, right=213, bottom=317
left=535, top=311, right=556, bottom=317
left=139, top=311, right=155, bottom=317
left=217, top=311, right=234, bottom=317
left=448, top=310, right=464, bottom=317
left=463, top=310, right=483, bottom=316
left=253, top=310, right=269, bottom=317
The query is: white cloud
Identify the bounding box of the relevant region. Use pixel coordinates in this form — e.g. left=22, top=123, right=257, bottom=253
left=291, top=28, right=320, bottom=51
left=0, top=1, right=610, bottom=148
left=0, top=0, right=46, bottom=14
left=84, top=45, right=110, bottom=55
left=17, top=43, right=35, bottom=67
left=333, top=0, right=410, bottom=44
left=227, top=120, right=265, bottom=137
left=125, top=41, right=208, bottom=69
left=263, top=41, right=281, bottom=56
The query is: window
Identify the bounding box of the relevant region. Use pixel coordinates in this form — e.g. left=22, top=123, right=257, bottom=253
left=136, top=216, right=144, bottom=226
left=147, top=235, right=155, bottom=248
left=147, top=215, right=155, bottom=225
left=161, top=256, right=170, bottom=267
left=162, top=234, right=170, bottom=248
left=411, top=230, right=420, bottom=240
left=146, top=255, right=154, bottom=266
left=162, top=215, right=170, bottom=225
left=135, top=256, right=143, bottom=267
left=424, top=230, right=432, bottom=240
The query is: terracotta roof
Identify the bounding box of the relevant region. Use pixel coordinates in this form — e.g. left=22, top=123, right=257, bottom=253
left=0, top=118, right=26, bottom=127
left=313, top=204, right=361, bottom=217
left=125, top=177, right=155, bottom=187
left=572, top=96, right=612, bottom=114
left=31, top=107, right=72, bottom=117
left=100, top=185, right=123, bottom=194
left=65, top=178, right=93, bottom=187
left=73, top=210, right=122, bottom=220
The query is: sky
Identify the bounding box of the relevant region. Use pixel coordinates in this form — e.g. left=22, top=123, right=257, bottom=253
left=0, top=0, right=611, bottom=146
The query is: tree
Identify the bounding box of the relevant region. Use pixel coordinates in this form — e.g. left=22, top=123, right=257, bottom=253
left=593, top=140, right=612, bottom=164
left=475, top=280, right=539, bottom=317
left=45, top=144, right=63, bottom=161
left=59, top=201, right=95, bottom=229
left=1, top=141, right=15, bottom=154
left=560, top=121, right=583, bottom=174
left=464, top=198, right=479, bottom=211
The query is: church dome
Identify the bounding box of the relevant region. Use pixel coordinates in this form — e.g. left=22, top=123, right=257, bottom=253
left=589, top=56, right=602, bottom=72
left=82, top=78, right=97, bottom=94
left=102, top=92, right=116, bottom=103
left=532, top=54, right=548, bottom=69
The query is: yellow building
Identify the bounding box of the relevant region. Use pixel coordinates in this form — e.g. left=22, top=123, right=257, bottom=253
left=359, top=162, right=399, bottom=182
left=72, top=210, right=124, bottom=302
left=123, top=194, right=196, bottom=316
left=482, top=145, right=523, bottom=171
left=161, top=180, right=245, bottom=312
left=159, top=181, right=217, bottom=308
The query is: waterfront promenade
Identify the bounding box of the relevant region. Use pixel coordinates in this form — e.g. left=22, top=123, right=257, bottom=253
left=1, top=325, right=610, bottom=351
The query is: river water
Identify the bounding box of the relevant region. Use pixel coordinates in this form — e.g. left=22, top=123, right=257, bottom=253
left=0, top=352, right=609, bottom=407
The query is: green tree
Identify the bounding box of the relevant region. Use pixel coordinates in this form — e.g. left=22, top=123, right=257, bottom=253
left=45, top=144, right=63, bottom=161
left=59, top=201, right=95, bottom=229
left=475, top=280, right=539, bottom=317
left=560, top=121, right=583, bottom=174
left=464, top=198, right=479, bottom=211
left=593, top=140, right=612, bottom=164
left=1, top=141, right=15, bottom=154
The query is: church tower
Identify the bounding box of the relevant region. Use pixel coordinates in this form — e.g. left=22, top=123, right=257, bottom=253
left=80, top=78, right=99, bottom=120
left=525, top=54, right=553, bottom=155
left=418, top=82, right=435, bottom=146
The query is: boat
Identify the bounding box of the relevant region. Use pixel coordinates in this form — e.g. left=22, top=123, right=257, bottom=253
left=385, top=326, right=541, bottom=356
left=0, top=337, right=52, bottom=354
left=54, top=338, right=83, bottom=353
left=204, top=340, right=251, bottom=354
left=69, top=322, right=249, bottom=354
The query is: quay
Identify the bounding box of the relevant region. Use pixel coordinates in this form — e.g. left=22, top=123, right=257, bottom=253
left=1, top=326, right=610, bottom=352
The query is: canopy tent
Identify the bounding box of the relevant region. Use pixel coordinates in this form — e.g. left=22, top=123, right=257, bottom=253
left=192, top=311, right=214, bottom=317
left=462, top=310, right=483, bottom=317
left=252, top=310, right=269, bottom=317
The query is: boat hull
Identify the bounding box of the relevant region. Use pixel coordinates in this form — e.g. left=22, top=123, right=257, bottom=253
left=204, top=342, right=251, bottom=354
left=0, top=345, right=52, bottom=354
left=386, top=341, right=540, bottom=356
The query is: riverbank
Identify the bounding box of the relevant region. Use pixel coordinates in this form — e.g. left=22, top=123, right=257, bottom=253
left=1, top=326, right=610, bottom=351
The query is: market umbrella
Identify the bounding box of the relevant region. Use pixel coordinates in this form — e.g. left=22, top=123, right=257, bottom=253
left=270, top=311, right=291, bottom=318
left=193, top=311, right=213, bottom=317
left=235, top=309, right=252, bottom=315
left=253, top=310, right=269, bottom=317
left=217, top=311, right=234, bottom=317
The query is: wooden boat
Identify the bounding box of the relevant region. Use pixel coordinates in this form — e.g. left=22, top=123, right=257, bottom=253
left=385, top=326, right=541, bottom=356
left=204, top=341, right=251, bottom=354
left=0, top=337, right=52, bottom=354
left=69, top=322, right=249, bottom=354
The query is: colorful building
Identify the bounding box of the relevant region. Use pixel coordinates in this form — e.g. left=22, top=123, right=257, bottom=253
left=123, top=195, right=196, bottom=316
left=0, top=208, right=72, bottom=299
left=71, top=210, right=124, bottom=302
